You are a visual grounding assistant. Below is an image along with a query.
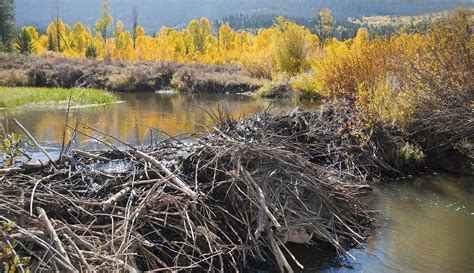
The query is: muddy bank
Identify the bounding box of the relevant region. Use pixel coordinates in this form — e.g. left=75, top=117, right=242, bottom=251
left=0, top=55, right=267, bottom=93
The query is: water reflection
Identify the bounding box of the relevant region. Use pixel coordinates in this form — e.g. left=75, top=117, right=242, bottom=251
left=295, top=174, right=474, bottom=273
left=0, top=93, right=276, bottom=149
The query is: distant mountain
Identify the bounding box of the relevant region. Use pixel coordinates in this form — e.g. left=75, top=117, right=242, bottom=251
left=15, top=0, right=472, bottom=32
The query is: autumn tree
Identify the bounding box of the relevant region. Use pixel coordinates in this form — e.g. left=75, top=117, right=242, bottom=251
left=274, top=17, right=315, bottom=76
left=187, top=17, right=212, bottom=53
left=113, top=20, right=134, bottom=60
left=315, top=8, right=334, bottom=51
left=353, top=27, right=369, bottom=50
left=95, top=0, right=113, bottom=41
left=71, top=22, right=92, bottom=54
left=46, top=19, right=70, bottom=52
left=0, top=0, right=15, bottom=52
left=218, top=24, right=234, bottom=51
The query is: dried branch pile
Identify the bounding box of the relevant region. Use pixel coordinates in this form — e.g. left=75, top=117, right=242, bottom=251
left=0, top=104, right=384, bottom=272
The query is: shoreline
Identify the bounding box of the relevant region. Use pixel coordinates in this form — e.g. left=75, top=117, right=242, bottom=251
left=0, top=55, right=267, bottom=94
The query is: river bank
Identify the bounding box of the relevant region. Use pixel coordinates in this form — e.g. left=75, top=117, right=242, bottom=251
left=0, top=86, right=117, bottom=108
left=0, top=55, right=267, bottom=93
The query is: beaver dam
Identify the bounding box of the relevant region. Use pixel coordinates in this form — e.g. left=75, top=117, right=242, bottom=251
left=0, top=101, right=472, bottom=272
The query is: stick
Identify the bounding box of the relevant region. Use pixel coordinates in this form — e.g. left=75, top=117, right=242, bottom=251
left=12, top=118, right=56, bottom=165
left=269, top=231, right=294, bottom=273
left=0, top=216, right=76, bottom=272
left=73, top=149, right=109, bottom=161
left=30, top=174, right=55, bottom=216
left=57, top=222, right=95, bottom=251
left=63, top=233, right=92, bottom=271
left=102, top=187, right=131, bottom=209
left=37, top=208, right=73, bottom=268
left=134, top=150, right=198, bottom=199
left=240, top=166, right=281, bottom=231
left=0, top=167, right=22, bottom=175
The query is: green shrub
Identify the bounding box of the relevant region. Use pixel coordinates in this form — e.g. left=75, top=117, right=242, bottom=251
left=86, top=44, right=98, bottom=59
left=399, top=143, right=425, bottom=167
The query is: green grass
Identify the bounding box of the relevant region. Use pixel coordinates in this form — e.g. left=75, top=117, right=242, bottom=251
left=0, top=87, right=117, bottom=108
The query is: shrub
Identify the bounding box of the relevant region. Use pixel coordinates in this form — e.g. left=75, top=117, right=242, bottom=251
left=399, top=143, right=425, bottom=167
left=0, top=69, right=29, bottom=86
left=291, top=73, right=321, bottom=101
left=239, top=50, right=274, bottom=79
left=312, top=37, right=393, bottom=99
left=171, top=65, right=266, bottom=93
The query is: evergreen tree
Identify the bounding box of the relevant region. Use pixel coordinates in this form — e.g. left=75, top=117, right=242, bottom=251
left=48, top=32, right=55, bottom=51
left=16, top=28, right=34, bottom=55
left=0, top=0, right=15, bottom=52
left=85, top=44, right=97, bottom=59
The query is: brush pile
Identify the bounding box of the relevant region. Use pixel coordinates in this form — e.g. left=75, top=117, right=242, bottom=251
left=0, top=103, right=396, bottom=272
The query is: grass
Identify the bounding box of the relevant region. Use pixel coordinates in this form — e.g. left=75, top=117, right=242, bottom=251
left=0, top=86, right=117, bottom=108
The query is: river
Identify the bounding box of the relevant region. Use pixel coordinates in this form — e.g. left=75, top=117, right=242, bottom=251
left=1, top=92, right=473, bottom=272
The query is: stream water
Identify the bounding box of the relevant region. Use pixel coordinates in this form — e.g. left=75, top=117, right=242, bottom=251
left=1, top=92, right=473, bottom=272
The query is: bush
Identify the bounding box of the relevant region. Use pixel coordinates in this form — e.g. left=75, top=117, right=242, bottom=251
left=239, top=50, right=274, bottom=79
left=312, top=38, right=393, bottom=99
left=0, top=69, right=29, bottom=86
left=0, top=55, right=266, bottom=93
left=290, top=73, right=321, bottom=101
left=399, top=143, right=425, bottom=168
left=171, top=65, right=266, bottom=93
left=255, top=82, right=293, bottom=99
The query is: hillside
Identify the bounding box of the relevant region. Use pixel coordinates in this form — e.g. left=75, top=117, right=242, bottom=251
left=15, top=0, right=472, bottom=32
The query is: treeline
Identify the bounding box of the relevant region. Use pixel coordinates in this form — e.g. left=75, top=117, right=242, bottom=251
left=13, top=0, right=470, bottom=31
left=1, top=2, right=454, bottom=66
left=215, top=11, right=451, bottom=40
left=1, top=2, right=472, bottom=126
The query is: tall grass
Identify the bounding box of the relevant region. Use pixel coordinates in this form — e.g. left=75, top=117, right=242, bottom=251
left=0, top=87, right=117, bottom=107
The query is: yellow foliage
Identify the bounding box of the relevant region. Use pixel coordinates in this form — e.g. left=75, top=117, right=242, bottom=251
left=273, top=17, right=318, bottom=76
left=19, top=8, right=472, bottom=124
left=313, top=35, right=393, bottom=98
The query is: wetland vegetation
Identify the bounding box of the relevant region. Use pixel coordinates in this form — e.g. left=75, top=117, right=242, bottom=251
left=0, top=86, right=117, bottom=108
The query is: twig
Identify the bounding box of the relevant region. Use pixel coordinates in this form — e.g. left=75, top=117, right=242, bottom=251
left=134, top=150, right=198, bottom=199
left=12, top=118, right=56, bottom=165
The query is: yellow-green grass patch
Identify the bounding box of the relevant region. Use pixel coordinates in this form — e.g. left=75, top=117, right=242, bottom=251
left=0, top=87, right=117, bottom=108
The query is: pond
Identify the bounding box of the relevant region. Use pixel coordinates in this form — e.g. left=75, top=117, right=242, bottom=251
left=1, top=92, right=473, bottom=272
left=289, top=173, right=474, bottom=273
